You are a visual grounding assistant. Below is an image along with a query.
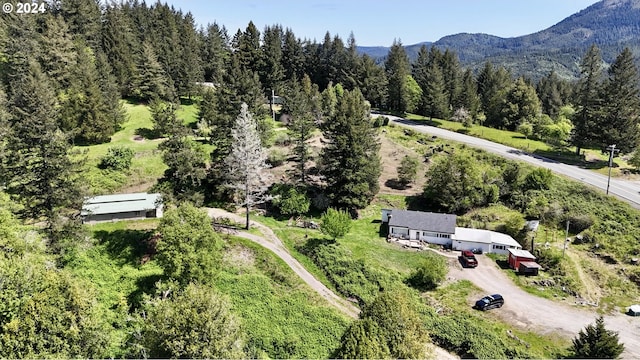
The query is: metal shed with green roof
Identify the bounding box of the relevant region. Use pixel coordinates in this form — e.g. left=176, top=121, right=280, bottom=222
left=81, top=193, right=163, bottom=223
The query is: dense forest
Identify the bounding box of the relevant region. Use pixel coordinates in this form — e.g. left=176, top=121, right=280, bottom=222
left=1, top=0, right=640, bottom=358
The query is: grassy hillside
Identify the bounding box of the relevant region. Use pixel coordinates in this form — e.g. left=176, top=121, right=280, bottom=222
left=77, top=100, right=202, bottom=195
left=64, top=219, right=349, bottom=358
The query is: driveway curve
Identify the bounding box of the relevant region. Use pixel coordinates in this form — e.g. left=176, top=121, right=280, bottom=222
left=445, top=253, right=640, bottom=358
left=384, top=116, right=640, bottom=209
left=206, top=208, right=458, bottom=359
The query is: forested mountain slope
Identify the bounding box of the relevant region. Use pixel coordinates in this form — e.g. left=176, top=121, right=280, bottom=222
left=359, top=0, right=640, bottom=80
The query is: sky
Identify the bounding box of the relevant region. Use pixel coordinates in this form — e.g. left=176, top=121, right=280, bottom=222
left=164, top=0, right=599, bottom=47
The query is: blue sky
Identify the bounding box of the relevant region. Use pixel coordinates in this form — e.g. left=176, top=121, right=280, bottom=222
left=165, top=0, right=599, bottom=46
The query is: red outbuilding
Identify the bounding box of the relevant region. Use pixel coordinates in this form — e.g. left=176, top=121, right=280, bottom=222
left=508, top=248, right=537, bottom=270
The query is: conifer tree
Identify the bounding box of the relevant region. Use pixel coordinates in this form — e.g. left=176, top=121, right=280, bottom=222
left=225, top=103, right=270, bottom=229
left=5, top=60, right=83, bottom=241
left=36, top=14, right=77, bottom=89
left=57, top=0, right=102, bottom=49
left=537, top=71, right=567, bottom=119
left=597, top=47, right=640, bottom=153
left=282, top=75, right=318, bottom=183
left=440, top=49, right=462, bottom=113
left=281, top=28, right=305, bottom=81
left=477, top=62, right=512, bottom=128
left=359, top=54, right=388, bottom=109
left=60, top=45, right=124, bottom=144
left=320, top=88, right=381, bottom=210
left=176, top=12, right=203, bottom=98
left=571, top=316, right=624, bottom=359
left=260, top=24, right=285, bottom=92
left=502, top=77, right=542, bottom=130
left=458, top=69, right=481, bottom=119
left=385, top=40, right=410, bottom=113
left=423, top=51, right=448, bottom=119
left=200, top=22, right=230, bottom=83
left=101, top=3, right=138, bottom=97
left=132, top=42, right=175, bottom=102
left=572, top=44, right=604, bottom=154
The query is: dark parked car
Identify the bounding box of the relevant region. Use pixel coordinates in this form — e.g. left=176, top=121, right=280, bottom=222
left=459, top=250, right=478, bottom=268
left=474, top=294, right=504, bottom=311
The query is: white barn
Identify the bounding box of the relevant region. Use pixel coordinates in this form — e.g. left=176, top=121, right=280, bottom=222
left=82, top=193, right=163, bottom=223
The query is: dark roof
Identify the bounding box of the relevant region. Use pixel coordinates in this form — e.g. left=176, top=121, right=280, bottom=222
left=388, top=209, right=456, bottom=234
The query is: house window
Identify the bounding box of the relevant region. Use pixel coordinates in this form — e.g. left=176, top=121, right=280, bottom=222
left=493, top=244, right=505, bottom=250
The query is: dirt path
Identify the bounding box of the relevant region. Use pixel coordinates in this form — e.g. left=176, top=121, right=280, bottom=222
left=447, top=253, right=640, bottom=358
left=206, top=208, right=360, bottom=318
left=205, top=208, right=458, bottom=360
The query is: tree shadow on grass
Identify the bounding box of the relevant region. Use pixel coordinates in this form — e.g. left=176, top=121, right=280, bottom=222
left=495, top=258, right=510, bottom=270
left=296, top=237, right=335, bottom=256
left=93, top=229, right=155, bottom=267
left=135, top=127, right=162, bottom=140
left=127, top=273, right=164, bottom=311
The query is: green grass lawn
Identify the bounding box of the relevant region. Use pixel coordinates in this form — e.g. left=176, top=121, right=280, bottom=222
left=76, top=100, right=202, bottom=194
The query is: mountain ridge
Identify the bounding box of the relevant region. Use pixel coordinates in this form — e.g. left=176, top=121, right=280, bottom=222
left=357, top=0, right=640, bottom=80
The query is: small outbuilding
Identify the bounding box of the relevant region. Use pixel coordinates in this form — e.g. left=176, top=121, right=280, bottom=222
left=508, top=248, right=537, bottom=270
left=518, top=261, right=542, bottom=276
left=82, top=192, right=163, bottom=223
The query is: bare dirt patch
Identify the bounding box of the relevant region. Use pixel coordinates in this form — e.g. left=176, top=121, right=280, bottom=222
left=224, top=245, right=256, bottom=269
left=378, top=132, right=426, bottom=196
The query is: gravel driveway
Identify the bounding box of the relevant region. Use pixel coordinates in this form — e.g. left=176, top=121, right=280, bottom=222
left=445, top=252, right=640, bottom=358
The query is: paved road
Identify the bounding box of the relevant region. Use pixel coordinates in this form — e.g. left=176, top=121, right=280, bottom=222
left=385, top=116, right=640, bottom=209
left=446, top=253, right=640, bottom=358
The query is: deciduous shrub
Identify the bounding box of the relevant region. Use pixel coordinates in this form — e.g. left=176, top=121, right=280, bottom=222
left=99, top=146, right=135, bottom=171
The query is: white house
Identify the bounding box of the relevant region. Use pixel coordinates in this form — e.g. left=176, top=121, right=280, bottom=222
left=383, top=209, right=457, bottom=246
left=452, top=227, right=522, bottom=255
left=81, top=193, right=163, bottom=223
left=382, top=209, right=522, bottom=254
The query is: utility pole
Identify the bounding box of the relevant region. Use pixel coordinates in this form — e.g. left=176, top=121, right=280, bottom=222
left=271, top=89, right=276, bottom=122
left=606, top=144, right=620, bottom=195
left=562, top=219, right=569, bottom=258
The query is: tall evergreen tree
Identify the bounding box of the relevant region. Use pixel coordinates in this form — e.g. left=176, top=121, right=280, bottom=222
left=458, top=69, right=481, bottom=119
left=56, top=0, right=102, bottom=49
left=477, top=62, right=512, bottom=128
left=200, top=22, right=229, bottom=83
left=385, top=40, right=410, bottom=113
left=537, top=71, right=567, bottom=119
left=359, top=55, right=388, bottom=109
left=597, top=47, right=640, bottom=153
left=5, top=61, right=83, bottom=240
left=233, top=21, right=262, bottom=75
left=440, top=49, right=462, bottom=115
left=281, top=28, right=305, bottom=81
left=501, top=77, right=541, bottom=130
left=282, top=75, right=318, bottom=184
left=101, top=2, right=138, bottom=97
left=132, top=42, right=174, bottom=101
left=176, top=12, right=203, bottom=98
left=59, top=45, right=125, bottom=144
left=225, top=103, right=270, bottom=229
left=422, top=50, right=448, bottom=119
left=572, top=44, right=604, bottom=154
left=260, top=24, right=285, bottom=93
left=36, top=14, right=77, bottom=89
left=320, top=88, right=381, bottom=211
